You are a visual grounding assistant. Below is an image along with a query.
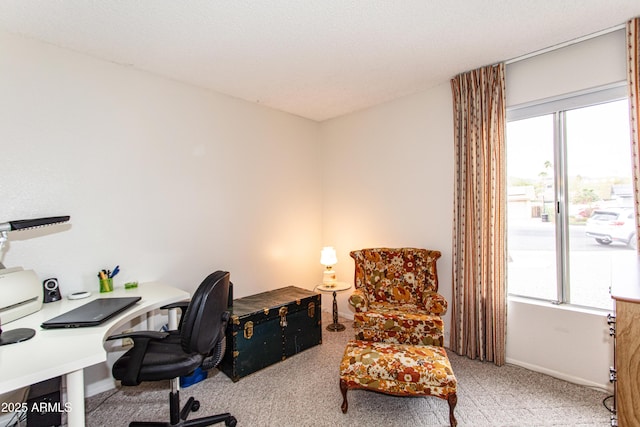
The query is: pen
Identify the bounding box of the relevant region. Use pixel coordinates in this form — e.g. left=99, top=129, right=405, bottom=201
left=110, top=265, right=120, bottom=278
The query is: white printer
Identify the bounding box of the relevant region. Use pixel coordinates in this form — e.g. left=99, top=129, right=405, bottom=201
left=0, top=267, right=43, bottom=324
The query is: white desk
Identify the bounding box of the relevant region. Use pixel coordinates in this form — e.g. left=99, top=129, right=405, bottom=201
left=0, top=282, right=189, bottom=427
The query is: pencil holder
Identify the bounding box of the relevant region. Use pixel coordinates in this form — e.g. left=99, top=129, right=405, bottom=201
left=100, top=277, right=113, bottom=293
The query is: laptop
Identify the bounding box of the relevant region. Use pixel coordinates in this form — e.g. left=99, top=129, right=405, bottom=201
left=41, top=297, right=142, bottom=329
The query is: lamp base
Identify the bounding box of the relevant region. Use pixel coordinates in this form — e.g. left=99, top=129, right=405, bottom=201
left=323, top=268, right=337, bottom=287
left=0, top=328, right=36, bottom=346
left=326, top=322, right=346, bottom=332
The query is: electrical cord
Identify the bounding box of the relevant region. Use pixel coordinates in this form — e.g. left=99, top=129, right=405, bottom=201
left=4, top=410, right=26, bottom=427
left=86, top=388, right=120, bottom=415
left=603, top=394, right=615, bottom=413
left=2, top=387, right=29, bottom=427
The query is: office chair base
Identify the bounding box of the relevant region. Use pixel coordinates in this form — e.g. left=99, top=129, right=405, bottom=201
left=129, top=413, right=236, bottom=427
left=129, top=390, right=236, bottom=427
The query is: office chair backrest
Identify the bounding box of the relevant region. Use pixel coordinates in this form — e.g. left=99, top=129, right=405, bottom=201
left=180, top=270, right=230, bottom=355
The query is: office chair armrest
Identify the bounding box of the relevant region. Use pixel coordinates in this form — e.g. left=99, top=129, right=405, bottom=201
left=107, top=331, right=170, bottom=386
left=162, top=301, right=190, bottom=330
left=107, top=331, right=169, bottom=341
left=161, top=301, right=190, bottom=310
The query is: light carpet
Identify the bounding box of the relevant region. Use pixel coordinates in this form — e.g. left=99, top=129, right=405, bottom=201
left=85, top=313, right=611, bottom=426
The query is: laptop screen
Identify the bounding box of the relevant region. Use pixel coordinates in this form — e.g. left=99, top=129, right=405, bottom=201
left=41, top=297, right=142, bottom=329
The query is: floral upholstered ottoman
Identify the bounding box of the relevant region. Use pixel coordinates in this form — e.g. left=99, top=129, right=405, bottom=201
left=339, top=340, right=458, bottom=427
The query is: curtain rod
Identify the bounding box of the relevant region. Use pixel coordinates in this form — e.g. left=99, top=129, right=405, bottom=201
left=505, top=23, right=626, bottom=65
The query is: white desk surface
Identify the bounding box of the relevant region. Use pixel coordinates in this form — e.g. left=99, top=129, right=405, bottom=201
left=610, top=255, right=640, bottom=303
left=0, top=282, right=189, bottom=394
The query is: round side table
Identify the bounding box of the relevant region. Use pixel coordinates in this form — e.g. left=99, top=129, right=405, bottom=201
left=317, top=282, right=352, bottom=332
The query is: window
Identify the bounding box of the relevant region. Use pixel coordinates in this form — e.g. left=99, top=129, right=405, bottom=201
left=506, top=85, right=636, bottom=310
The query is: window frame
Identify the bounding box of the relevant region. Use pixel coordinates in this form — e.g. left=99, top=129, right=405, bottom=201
left=506, top=82, right=630, bottom=308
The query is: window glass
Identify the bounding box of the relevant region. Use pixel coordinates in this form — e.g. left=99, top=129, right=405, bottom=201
left=507, top=114, right=558, bottom=301
left=566, top=99, right=634, bottom=310
left=507, top=95, right=635, bottom=310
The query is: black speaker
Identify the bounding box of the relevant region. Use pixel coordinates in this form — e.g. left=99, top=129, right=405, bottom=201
left=43, top=278, right=61, bottom=303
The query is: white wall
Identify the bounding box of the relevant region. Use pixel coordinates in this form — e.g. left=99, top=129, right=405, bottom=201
left=507, top=299, right=614, bottom=390
left=0, top=31, right=322, bottom=295
left=319, top=83, right=455, bottom=343
left=504, top=28, right=626, bottom=391
left=0, top=31, right=322, bottom=394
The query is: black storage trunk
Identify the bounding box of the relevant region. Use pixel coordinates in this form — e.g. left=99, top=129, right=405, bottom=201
left=220, top=286, right=322, bottom=382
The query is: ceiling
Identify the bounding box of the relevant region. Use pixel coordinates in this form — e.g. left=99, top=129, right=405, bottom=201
left=0, top=1, right=639, bottom=122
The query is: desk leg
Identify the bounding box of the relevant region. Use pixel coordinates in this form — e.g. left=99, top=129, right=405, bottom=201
left=66, top=369, right=85, bottom=427
left=168, top=307, right=178, bottom=330
left=326, top=291, right=346, bottom=332
left=144, top=311, right=154, bottom=330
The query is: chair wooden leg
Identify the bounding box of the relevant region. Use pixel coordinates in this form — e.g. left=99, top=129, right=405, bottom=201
left=447, top=393, right=457, bottom=427
left=339, top=379, right=349, bottom=413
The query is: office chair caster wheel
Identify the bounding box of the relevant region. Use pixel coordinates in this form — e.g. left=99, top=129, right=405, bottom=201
left=225, top=416, right=237, bottom=427
left=191, top=400, right=200, bottom=412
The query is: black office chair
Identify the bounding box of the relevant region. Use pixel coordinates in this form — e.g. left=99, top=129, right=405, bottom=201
left=107, top=271, right=237, bottom=427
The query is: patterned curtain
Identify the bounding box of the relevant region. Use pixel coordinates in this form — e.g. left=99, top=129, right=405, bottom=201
left=450, top=64, right=507, bottom=366
left=628, top=18, right=640, bottom=251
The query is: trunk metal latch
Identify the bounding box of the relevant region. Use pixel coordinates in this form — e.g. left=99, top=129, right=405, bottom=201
left=279, top=306, right=288, bottom=327
left=244, top=321, right=254, bottom=339
left=308, top=302, right=315, bottom=318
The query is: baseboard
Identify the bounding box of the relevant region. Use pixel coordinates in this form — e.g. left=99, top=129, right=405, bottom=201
left=337, top=310, right=354, bottom=320
left=320, top=308, right=354, bottom=320
left=505, top=357, right=613, bottom=393
left=85, top=377, right=117, bottom=398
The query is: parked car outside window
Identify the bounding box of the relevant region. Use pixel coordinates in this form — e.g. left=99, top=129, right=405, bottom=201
left=585, top=207, right=637, bottom=249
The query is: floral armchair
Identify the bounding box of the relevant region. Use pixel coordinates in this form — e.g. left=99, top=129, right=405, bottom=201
left=348, top=248, right=447, bottom=346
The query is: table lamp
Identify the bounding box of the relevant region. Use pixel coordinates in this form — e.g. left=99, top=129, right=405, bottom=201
left=320, top=246, right=338, bottom=287
left=0, top=215, right=70, bottom=346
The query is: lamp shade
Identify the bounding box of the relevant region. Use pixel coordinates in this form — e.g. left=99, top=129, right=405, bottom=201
left=320, top=246, right=337, bottom=266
